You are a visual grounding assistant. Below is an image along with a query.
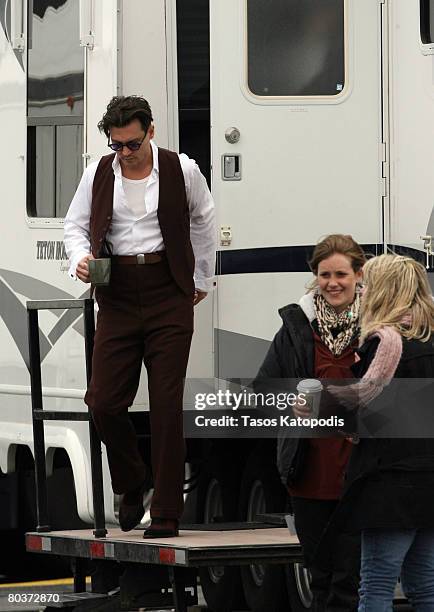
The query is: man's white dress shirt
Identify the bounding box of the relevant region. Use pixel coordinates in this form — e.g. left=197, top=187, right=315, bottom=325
left=64, top=140, right=216, bottom=292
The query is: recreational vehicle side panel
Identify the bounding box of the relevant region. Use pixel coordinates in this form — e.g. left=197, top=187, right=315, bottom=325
left=388, top=0, right=434, bottom=259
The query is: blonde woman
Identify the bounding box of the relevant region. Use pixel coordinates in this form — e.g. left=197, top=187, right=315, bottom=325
left=328, top=254, right=434, bottom=611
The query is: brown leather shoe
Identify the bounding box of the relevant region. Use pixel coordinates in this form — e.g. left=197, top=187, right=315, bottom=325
left=143, top=518, right=179, bottom=538
left=118, top=473, right=153, bottom=532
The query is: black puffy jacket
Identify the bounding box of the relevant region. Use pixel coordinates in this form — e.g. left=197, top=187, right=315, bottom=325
left=316, top=333, right=434, bottom=566
left=253, top=303, right=315, bottom=486
left=344, top=334, right=434, bottom=530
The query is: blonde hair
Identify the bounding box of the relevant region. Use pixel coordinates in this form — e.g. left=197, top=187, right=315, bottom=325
left=360, top=254, right=434, bottom=342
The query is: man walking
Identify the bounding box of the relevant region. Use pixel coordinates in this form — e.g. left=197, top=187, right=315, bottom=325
left=64, top=96, right=216, bottom=537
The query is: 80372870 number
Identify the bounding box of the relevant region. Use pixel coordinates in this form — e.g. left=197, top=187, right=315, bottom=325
left=8, top=593, right=60, bottom=604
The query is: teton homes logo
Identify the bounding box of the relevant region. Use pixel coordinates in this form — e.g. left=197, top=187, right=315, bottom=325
left=36, top=241, right=68, bottom=261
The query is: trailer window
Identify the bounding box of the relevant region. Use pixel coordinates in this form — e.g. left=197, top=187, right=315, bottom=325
left=247, top=0, right=345, bottom=97
left=420, top=0, right=434, bottom=43
left=26, top=0, right=84, bottom=218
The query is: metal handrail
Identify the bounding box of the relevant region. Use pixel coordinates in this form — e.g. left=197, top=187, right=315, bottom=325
left=26, top=298, right=107, bottom=538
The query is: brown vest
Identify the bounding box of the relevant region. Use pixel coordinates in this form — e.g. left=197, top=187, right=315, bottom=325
left=89, top=148, right=195, bottom=296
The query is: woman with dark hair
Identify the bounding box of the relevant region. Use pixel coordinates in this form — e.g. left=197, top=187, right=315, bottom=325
left=255, top=234, right=365, bottom=611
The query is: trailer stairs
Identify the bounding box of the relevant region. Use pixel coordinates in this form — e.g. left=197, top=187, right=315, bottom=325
left=25, top=521, right=302, bottom=611
left=24, top=299, right=302, bottom=611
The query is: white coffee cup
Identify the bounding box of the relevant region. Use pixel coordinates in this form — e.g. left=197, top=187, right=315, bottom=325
left=296, top=379, right=323, bottom=418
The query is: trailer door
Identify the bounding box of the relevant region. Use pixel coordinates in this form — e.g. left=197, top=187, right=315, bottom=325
left=211, top=0, right=386, bottom=364
left=387, top=0, right=434, bottom=275
left=82, top=0, right=120, bottom=164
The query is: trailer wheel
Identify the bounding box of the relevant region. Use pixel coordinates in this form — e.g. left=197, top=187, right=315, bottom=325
left=282, top=512, right=313, bottom=610
left=196, top=455, right=246, bottom=612
left=239, top=450, right=289, bottom=612
left=0, top=448, right=85, bottom=580
left=285, top=563, right=313, bottom=610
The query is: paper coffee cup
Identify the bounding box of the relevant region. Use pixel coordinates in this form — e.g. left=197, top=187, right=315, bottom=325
left=296, top=379, right=323, bottom=418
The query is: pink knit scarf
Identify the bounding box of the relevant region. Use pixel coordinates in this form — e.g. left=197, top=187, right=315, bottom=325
left=328, top=325, right=403, bottom=409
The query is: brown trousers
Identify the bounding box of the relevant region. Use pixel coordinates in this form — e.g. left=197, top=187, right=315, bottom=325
left=85, top=259, right=193, bottom=519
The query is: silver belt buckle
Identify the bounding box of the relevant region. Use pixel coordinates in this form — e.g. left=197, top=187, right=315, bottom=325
left=137, top=253, right=145, bottom=265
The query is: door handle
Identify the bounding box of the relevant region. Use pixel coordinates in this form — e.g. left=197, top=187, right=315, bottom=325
left=222, top=155, right=241, bottom=181
left=420, top=235, right=433, bottom=269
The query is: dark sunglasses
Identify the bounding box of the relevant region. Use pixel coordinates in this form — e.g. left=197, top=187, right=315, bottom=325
left=107, top=132, right=147, bottom=152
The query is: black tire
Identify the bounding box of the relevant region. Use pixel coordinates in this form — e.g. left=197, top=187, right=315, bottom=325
left=282, top=512, right=313, bottom=611
left=1, top=448, right=84, bottom=580
left=196, top=453, right=247, bottom=612
left=238, top=448, right=289, bottom=612
left=285, top=563, right=313, bottom=611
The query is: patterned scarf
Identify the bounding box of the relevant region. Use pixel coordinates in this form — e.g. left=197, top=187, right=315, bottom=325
left=314, top=291, right=361, bottom=356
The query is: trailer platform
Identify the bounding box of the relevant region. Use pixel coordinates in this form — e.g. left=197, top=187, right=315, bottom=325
left=25, top=524, right=302, bottom=611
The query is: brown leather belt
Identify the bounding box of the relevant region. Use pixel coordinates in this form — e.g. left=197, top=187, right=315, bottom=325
left=112, top=252, right=165, bottom=265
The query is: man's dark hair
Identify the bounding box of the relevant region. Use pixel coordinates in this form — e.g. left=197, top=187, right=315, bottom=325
left=97, top=96, right=153, bottom=137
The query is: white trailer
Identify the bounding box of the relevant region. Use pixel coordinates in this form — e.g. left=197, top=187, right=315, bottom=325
left=0, top=0, right=433, bottom=609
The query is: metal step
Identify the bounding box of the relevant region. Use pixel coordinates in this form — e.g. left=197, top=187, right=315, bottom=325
left=46, top=589, right=118, bottom=608
left=255, top=512, right=289, bottom=526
